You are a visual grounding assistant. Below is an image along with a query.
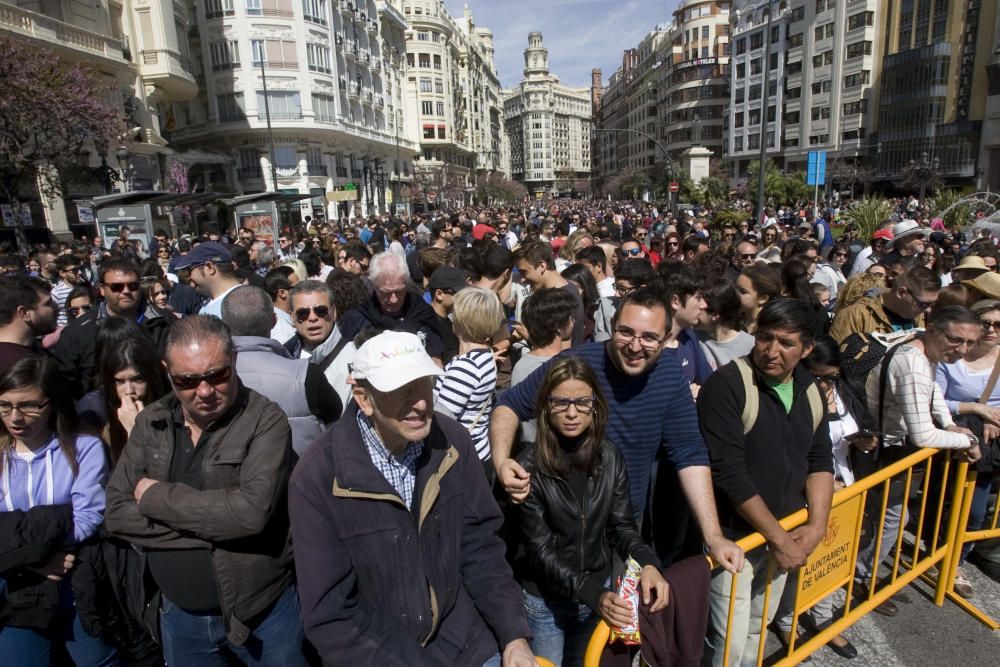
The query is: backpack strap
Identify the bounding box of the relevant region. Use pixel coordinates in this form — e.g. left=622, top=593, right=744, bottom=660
left=734, top=357, right=758, bottom=435
left=805, top=383, right=825, bottom=433
left=317, top=335, right=352, bottom=373
left=875, top=334, right=919, bottom=461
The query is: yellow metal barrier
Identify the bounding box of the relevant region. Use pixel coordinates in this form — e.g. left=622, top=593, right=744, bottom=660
left=935, top=468, right=1000, bottom=629
left=582, top=448, right=970, bottom=667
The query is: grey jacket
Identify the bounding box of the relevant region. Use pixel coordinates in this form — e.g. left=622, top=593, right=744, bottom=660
left=234, top=335, right=324, bottom=454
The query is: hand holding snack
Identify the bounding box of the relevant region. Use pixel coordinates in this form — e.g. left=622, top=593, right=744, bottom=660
left=608, top=557, right=642, bottom=644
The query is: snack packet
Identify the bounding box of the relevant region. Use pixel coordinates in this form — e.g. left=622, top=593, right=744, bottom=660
left=609, top=556, right=641, bottom=644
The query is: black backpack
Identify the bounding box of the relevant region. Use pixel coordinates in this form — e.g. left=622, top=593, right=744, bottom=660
left=838, top=330, right=919, bottom=404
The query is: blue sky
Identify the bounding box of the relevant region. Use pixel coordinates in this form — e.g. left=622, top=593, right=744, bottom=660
left=443, top=0, right=676, bottom=89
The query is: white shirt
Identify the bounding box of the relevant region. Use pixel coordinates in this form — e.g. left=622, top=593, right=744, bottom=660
left=199, top=283, right=242, bottom=318
left=596, top=276, right=616, bottom=299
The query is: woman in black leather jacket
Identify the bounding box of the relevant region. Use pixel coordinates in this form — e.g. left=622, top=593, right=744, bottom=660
left=514, top=357, right=668, bottom=667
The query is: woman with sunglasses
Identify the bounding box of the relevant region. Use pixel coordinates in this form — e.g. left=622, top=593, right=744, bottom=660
left=935, top=299, right=1000, bottom=598
left=0, top=357, right=119, bottom=665
left=663, top=232, right=683, bottom=261
left=513, top=358, right=668, bottom=667
left=773, top=336, right=871, bottom=659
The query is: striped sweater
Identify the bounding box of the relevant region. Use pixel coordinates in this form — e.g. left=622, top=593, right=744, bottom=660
left=433, top=348, right=496, bottom=461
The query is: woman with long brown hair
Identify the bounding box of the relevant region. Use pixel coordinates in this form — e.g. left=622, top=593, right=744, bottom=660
left=513, top=357, right=668, bottom=666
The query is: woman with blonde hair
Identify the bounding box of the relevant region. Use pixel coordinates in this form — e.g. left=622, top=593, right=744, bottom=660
left=837, top=273, right=887, bottom=311
left=433, top=287, right=506, bottom=464
left=556, top=229, right=595, bottom=272
left=280, top=258, right=308, bottom=282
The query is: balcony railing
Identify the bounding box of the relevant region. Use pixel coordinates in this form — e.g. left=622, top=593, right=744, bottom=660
left=306, top=164, right=328, bottom=176
left=246, top=8, right=293, bottom=17
left=257, top=112, right=304, bottom=121
left=141, top=49, right=196, bottom=76
left=0, top=4, right=127, bottom=64
left=238, top=165, right=263, bottom=178
left=275, top=166, right=299, bottom=177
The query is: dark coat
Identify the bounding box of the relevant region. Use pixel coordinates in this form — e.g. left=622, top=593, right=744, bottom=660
left=336, top=292, right=444, bottom=360
left=289, top=404, right=530, bottom=667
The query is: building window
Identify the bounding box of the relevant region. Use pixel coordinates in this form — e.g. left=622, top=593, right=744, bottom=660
left=811, top=80, right=832, bottom=94
left=812, top=51, right=834, bottom=67
left=302, top=0, right=326, bottom=25
left=786, top=110, right=800, bottom=124
left=256, top=91, right=302, bottom=120
left=246, top=0, right=262, bottom=15
left=217, top=93, right=246, bottom=122
left=847, top=11, right=874, bottom=30
left=435, top=79, right=443, bottom=93
left=810, top=106, right=830, bottom=120
left=750, top=32, right=763, bottom=50
left=418, top=53, right=430, bottom=68
left=435, top=101, right=444, bottom=116
left=843, top=99, right=867, bottom=115
left=789, top=6, right=805, bottom=21
left=210, top=40, right=240, bottom=70
left=846, top=41, right=873, bottom=59
left=313, top=93, right=336, bottom=122
left=735, top=38, right=746, bottom=55
left=814, top=23, right=834, bottom=40
left=423, top=125, right=435, bottom=139
left=751, top=58, right=762, bottom=75
left=307, top=44, right=331, bottom=73
left=437, top=125, right=446, bottom=139
left=788, top=33, right=803, bottom=48
left=736, top=62, right=745, bottom=79
left=787, top=60, right=803, bottom=75
left=417, top=31, right=429, bottom=41
left=844, top=71, right=870, bottom=87
left=419, top=78, right=432, bottom=92
left=421, top=101, right=433, bottom=115
left=433, top=54, right=441, bottom=69
left=205, top=0, right=235, bottom=19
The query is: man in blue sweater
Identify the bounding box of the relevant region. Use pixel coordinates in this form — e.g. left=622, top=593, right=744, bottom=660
left=490, top=288, right=744, bottom=573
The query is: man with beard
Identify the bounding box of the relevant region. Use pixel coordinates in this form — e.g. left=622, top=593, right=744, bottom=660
left=489, top=288, right=744, bottom=574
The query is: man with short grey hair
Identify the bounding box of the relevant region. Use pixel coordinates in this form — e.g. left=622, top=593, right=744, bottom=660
left=223, top=286, right=341, bottom=454
left=337, top=250, right=444, bottom=363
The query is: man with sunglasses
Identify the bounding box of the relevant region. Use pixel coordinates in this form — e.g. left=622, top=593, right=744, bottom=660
left=50, top=255, right=84, bottom=327
left=54, top=258, right=171, bottom=398
left=831, top=266, right=941, bottom=343
left=106, top=315, right=307, bottom=666
left=848, top=227, right=894, bottom=277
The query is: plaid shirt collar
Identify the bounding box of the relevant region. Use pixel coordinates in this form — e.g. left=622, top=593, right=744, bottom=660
left=356, top=410, right=424, bottom=508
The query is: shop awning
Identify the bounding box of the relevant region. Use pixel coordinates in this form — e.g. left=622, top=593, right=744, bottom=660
left=90, top=192, right=233, bottom=209
left=221, top=193, right=315, bottom=207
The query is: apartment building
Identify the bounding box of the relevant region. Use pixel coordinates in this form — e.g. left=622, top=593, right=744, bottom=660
left=0, top=0, right=197, bottom=237
left=168, top=0, right=418, bottom=222
left=870, top=0, right=998, bottom=189
left=400, top=0, right=503, bottom=208
left=504, top=32, right=592, bottom=197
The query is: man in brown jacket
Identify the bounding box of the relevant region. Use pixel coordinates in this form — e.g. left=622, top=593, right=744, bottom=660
left=829, top=266, right=940, bottom=342
left=105, top=315, right=306, bottom=666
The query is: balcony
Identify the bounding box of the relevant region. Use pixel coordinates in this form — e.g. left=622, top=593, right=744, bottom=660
left=345, top=40, right=358, bottom=58
left=275, top=166, right=299, bottom=177
left=374, top=94, right=385, bottom=108
left=362, top=90, right=373, bottom=105
left=238, top=165, right=263, bottom=179
left=340, top=0, right=354, bottom=14
left=305, top=164, right=327, bottom=176
left=367, top=19, right=378, bottom=34
left=358, top=50, right=370, bottom=65
left=348, top=82, right=361, bottom=99
left=0, top=3, right=129, bottom=70
left=372, top=57, right=381, bottom=72
left=140, top=49, right=199, bottom=100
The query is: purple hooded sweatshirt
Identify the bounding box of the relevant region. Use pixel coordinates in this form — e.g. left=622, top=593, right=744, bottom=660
left=1, top=434, right=107, bottom=543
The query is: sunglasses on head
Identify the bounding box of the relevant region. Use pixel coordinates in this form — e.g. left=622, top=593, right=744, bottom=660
left=295, top=305, right=332, bottom=322
left=104, top=281, right=140, bottom=293
left=169, top=365, right=233, bottom=390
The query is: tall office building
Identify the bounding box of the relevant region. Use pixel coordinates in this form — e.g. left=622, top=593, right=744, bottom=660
left=400, top=0, right=504, bottom=208
left=504, top=32, right=592, bottom=197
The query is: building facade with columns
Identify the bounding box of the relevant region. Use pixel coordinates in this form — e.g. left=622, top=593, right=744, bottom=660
left=0, top=0, right=198, bottom=241
left=168, top=0, right=419, bottom=224
left=504, top=32, right=591, bottom=197
left=400, top=0, right=504, bottom=209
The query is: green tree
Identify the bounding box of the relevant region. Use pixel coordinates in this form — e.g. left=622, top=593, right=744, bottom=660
left=744, top=160, right=786, bottom=206
left=696, top=176, right=729, bottom=209
left=780, top=171, right=813, bottom=205
left=841, top=196, right=893, bottom=238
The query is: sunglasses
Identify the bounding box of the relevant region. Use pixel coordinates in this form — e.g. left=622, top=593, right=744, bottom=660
left=295, top=305, right=332, bottom=322
left=740, top=253, right=757, bottom=261
left=169, top=365, right=233, bottom=390
left=981, top=320, right=1000, bottom=331
left=104, top=282, right=140, bottom=293
left=67, top=304, right=93, bottom=316
left=624, top=248, right=642, bottom=256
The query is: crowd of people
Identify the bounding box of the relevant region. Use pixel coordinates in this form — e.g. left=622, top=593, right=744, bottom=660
left=0, top=196, right=999, bottom=667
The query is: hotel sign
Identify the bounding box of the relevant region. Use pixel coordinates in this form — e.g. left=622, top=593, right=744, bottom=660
left=956, top=0, right=980, bottom=121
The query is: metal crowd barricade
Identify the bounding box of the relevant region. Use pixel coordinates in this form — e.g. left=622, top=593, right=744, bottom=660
left=582, top=448, right=970, bottom=667
left=936, top=468, right=1000, bottom=628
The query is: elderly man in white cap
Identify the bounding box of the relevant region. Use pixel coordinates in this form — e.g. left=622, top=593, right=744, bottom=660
left=288, top=331, right=537, bottom=667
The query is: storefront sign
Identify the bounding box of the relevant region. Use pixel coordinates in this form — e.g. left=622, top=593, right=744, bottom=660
left=76, top=204, right=95, bottom=225
left=1, top=204, right=15, bottom=227
left=956, top=0, right=981, bottom=121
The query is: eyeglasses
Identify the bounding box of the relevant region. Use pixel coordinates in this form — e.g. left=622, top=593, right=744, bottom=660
left=624, top=248, right=642, bottom=256
left=169, top=365, right=233, bottom=390
left=613, top=326, right=664, bottom=349
left=104, top=282, right=140, bottom=293
left=295, top=305, right=332, bottom=322
left=62, top=266, right=80, bottom=273
left=547, top=395, right=597, bottom=414
left=666, top=241, right=679, bottom=247
left=903, top=287, right=936, bottom=312
left=813, top=372, right=840, bottom=384
left=740, top=253, right=757, bottom=261
left=613, top=282, right=635, bottom=295
left=0, top=400, right=50, bottom=417
left=982, top=320, right=1000, bottom=331
left=67, top=304, right=93, bottom=317
left=833, top=252, right=849, bottom=258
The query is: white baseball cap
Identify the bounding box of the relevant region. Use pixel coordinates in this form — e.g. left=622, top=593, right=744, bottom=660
left=350, top=331, right=443, bottom=392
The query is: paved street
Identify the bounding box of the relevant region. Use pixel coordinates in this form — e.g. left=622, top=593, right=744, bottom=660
left=764, top=563, right=1000, bottom=665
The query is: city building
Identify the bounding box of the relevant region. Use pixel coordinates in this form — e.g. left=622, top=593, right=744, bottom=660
left=870, top=0, right=999, bottom=190
left=503, top=32, right=592, bottom=197
left=169, top=0, right=419, bottom=224
left=0, top=0, right=198, bottom=240
left=592, top=1, right=731, bottom=196
left=725, top=0, right=788, bottom=187
left=661, top=0, right=731, bottom=176
left=400, top=0, right=504, bottom=209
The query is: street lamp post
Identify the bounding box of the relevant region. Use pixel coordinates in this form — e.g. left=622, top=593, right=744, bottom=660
left=115, top=146, right=131, bottom=192
left=910, top=151, right=940, bottom=202
left=591, top=127, right=676, bottom=214
left=755, top=0, right=775, bottom=228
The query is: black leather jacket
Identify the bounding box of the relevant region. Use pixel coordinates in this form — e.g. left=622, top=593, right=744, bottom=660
left=514, top=439, right=658, bottom=611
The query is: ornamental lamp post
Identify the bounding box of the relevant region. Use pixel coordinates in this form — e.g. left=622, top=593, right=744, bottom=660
left=115, top=146, right=131, bottom=192
left=910, top=151, right=940, bottom=202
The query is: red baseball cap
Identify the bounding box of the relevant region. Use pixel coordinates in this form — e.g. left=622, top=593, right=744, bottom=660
left=472, top=223, right=497, bottom=241
left=872, top=229, right=894, bottom=241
